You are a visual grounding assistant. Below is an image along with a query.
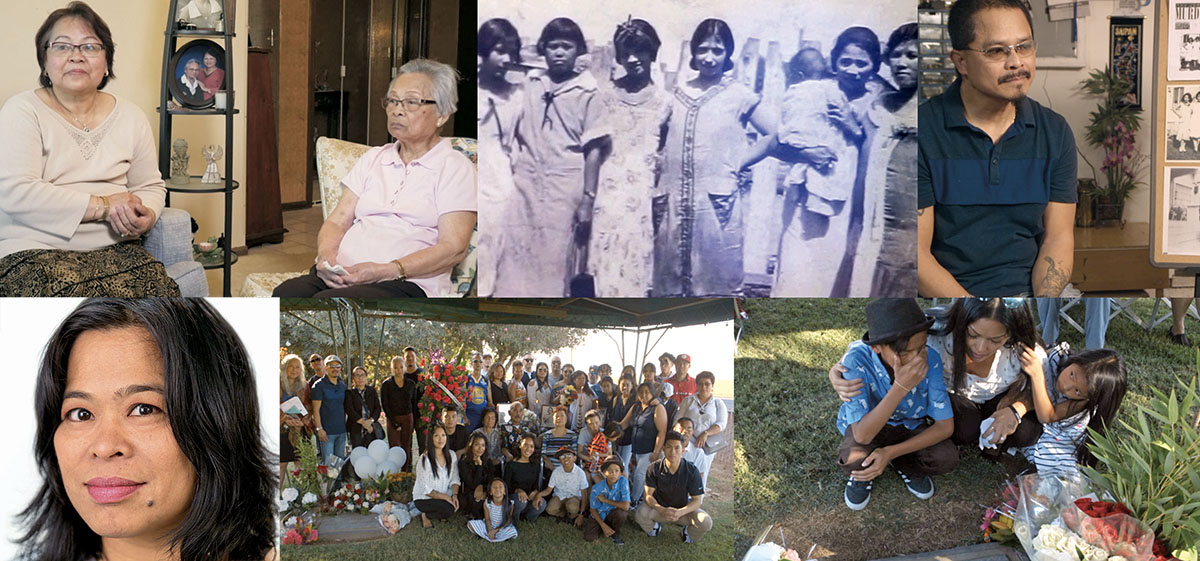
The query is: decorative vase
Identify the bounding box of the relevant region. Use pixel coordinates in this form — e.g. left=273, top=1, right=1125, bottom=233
left=1094, top=196, right=1125, bottom=227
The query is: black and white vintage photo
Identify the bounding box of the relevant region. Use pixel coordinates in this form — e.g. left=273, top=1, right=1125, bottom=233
left=1169, top=1, right=1200, bottom=80
left=175, top=0, right=224, bottom=31
left=1168, top=86, right=1200, bottom=161
left=1165, top=166, right=1200, bottom=255
left=478, top=0, right=917, bottom=297
left=168, top=39, right=226, bottom=110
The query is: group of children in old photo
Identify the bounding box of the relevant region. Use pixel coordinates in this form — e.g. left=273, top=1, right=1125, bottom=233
left=831, top=298, right=1128, bottom=510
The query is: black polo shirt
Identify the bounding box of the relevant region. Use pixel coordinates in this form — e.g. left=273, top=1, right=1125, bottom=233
left=918, top=78, right=1077, bottom=296
left=646, top=457, right=703, bottom=509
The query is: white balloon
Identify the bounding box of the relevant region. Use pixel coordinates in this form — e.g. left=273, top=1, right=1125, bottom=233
left=378, top=461, right=399, bottom=476
left=350, top=446, right=369, bottom=462
left=387, top=446, right=407, bottom=468
left=367, top=439, right=390, bottom=463
left=367, top=463, right=384, bottom=479
left=352, top=456, right=377, bottom=478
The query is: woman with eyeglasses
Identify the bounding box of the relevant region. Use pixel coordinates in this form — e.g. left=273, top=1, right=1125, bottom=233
left=274, top=58, right=476, bottom=298
left=679, top=371, right=727, bottom=491
left=0, top=2, right=178, bottom=297
left=829, top=298, right=1046, bottom=455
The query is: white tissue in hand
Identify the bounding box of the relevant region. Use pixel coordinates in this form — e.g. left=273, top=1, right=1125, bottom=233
left=979, top=417, right=999, bottom=449
left=320, top=260, right=348, bottom=275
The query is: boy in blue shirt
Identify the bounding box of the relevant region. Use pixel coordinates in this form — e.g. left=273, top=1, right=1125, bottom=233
left=837, top=299, right=958, bottom=510
left=585, top=457, right=631, bottom=544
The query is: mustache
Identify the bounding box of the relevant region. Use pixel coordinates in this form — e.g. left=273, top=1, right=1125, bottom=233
left=998, top=70, right=1031, bottom=84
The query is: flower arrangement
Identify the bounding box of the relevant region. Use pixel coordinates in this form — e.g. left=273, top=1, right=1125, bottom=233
left=1078, top=66, right=1146, bottom=224
left=364, top=470, right=415, bottom=503
left=1014, top=473, right=1163, bottom=561
left=281, top=512, right=318, bottom=545
left=558, top=384, right=580, bottom=406
left=981, top=480, right=1021, bottom=546
left=327, top=482, right=378, bottom=516
left=416, top=349, right=468, bottom=428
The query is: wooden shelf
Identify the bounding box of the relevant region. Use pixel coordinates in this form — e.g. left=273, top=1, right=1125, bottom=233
left=166, top=176, right=239, bottom=194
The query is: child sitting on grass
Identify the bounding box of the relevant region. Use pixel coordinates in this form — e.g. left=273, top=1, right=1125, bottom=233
left=468, top=478, right=518, bottom=542
left=1018, top=345, right=1128, bottom=477
left=836, top=298, right=958, bottom=511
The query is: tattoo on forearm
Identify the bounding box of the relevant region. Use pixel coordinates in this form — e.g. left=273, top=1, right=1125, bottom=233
left=1037, top=256, right=1069, bottom=296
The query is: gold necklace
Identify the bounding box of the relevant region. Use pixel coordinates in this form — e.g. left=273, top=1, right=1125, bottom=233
left=48, top=87, right=95, bottom=133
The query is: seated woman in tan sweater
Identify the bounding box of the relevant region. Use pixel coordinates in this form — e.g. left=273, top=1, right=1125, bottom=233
left=0, top=1, right=178, bottom=296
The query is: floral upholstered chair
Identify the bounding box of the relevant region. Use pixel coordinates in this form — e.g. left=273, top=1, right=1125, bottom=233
left=240, top=136, right=478, bottom=297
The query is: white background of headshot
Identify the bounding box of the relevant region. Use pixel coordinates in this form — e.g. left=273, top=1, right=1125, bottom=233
left=0, top=298, right=280, bottom=560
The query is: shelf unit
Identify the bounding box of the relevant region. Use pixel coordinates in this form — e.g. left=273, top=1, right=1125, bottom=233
left=157, top=0, right=237, bottom=296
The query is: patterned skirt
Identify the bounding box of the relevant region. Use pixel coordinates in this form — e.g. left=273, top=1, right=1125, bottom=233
left=0, top=241, right=181, bottom=297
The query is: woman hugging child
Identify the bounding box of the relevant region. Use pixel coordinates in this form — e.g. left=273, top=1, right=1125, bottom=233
left=1018, top=345, right=1128, bottom=477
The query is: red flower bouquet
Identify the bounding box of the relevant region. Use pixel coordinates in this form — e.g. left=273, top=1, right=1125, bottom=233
left=415, top=350, right=468, bottom=428
left=1061, top=497, right=1155, bottom=559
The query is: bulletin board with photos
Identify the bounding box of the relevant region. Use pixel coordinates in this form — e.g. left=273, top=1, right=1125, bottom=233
left=1153, top=0, right=1200, bottom=265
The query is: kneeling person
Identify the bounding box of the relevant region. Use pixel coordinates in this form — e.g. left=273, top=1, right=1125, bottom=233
left=585, top=457, right=631, bottom=544
left=837, top=298, right=958, bottom=511
left=634, top=431, right=711, bottom=543
left=539, top=447, right=589, bottom=526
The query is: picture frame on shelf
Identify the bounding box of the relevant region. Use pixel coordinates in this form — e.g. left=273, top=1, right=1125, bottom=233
left=175, top=0, right=224, bottom=31
left=168, top=40, right=226, bottom=110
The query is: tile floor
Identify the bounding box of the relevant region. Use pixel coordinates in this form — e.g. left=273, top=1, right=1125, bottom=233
left=205, top=204, right=323, bottom=296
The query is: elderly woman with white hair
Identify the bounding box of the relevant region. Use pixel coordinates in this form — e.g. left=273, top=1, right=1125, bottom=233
left=274, top=58, right=477, bottom=297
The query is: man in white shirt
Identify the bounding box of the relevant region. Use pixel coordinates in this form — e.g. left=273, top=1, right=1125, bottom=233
left=178, top=59, right=205, bottom=106
left=538, top=448, right=590, bottom=526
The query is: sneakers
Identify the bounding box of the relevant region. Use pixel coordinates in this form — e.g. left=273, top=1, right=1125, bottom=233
left=844, top=477, right=873, bottom=510
left=895, top=467, right=935, bottom=500
left=647, top=522, right=661, bottom=537
left=611, top=535, right=625, bottom=545
left=681, top=527, right=693, bottom=543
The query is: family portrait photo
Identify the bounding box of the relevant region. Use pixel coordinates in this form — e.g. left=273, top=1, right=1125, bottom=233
left=168, top=39, right=226, bottom=109
left=277, top=298, right=735, bottom=561
left=478, top=0, right=916, bottom=298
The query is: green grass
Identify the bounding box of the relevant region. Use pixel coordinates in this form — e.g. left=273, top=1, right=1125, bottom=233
left=734, top=298, right=1198, bottom=561
left=283, top=460, right=734, bottom=560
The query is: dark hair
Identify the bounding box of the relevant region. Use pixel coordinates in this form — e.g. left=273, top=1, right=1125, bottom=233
left=658, top=353, right=674, bottom=364
left=663, top=430, right=686, bottom=447
left=675, top=416, right=695, bottom=427
left=786, top=47, right=828, bottom=85
left=695, top=371, right=716, bottom=385
left=689, top=18, right=735, bottom=72
left=488, top=362, right=506, bottom=383
left=19, top=299, right=274, bottom=561
left=467, top=429, right=489, bottom=461
left=948, top=0, right=1034, bottom=50
left=584, top=409, right=600, bottom=422
left=603, top=421, right=624, bottom=440
left=885, top=22, right=919, bottom=59
left=831, top=26, right=882, bottom=75
left=478, top=18, right=522, bottom=63
left=488, top=477, right=509, bottom=500
left=481, top=406, right=498, bottom=428
left=516, top=432, right=537, bottom=460
left=599, top=363, right=612, bottom=373
left=537, top=17, right=587, bottom=56
left=424, top=422, right=454, bottom=478
left=535, top=362, right=549, bottom=382
left=636, top=381, right=656, bottom=400
left=1057, top=349, right=1128, bottom=466
left=946, top=298, right=1040, bottom=394
left=600, top=375, right=615, bottom=391
left=35, top=1, right=116, bottom=89
left=403, top=346, right=417, bottom=354
left=613, top=18, right=661, bottom=63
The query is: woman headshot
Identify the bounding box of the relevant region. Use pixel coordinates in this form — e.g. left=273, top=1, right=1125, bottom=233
left=0, top=1, right=177, bottom=297
left=274, top=58, right=477, bottom=298
left=6, top=298, right=277, bottom=561
left=198, top=50, right=224, bottom=101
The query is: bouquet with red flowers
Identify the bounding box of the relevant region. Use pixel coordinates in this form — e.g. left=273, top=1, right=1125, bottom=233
left=1015, top=473, right=1156, bottom=561
left=416, top=349, right=468, bottom=429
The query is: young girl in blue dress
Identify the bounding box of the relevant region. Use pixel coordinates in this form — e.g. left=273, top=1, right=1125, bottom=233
left=468, top=478, right=518, bottom=542
left=1018, top=346, right=1128, bottom=476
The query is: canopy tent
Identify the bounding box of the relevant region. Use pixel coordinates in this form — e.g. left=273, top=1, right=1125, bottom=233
left=280, top=298, right=735, bottom=370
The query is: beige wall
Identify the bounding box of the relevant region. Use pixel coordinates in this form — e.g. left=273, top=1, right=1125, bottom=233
left=1033, top=0, right=1154, bottom=224
left=278, top=0, right=310, bottom=205
left=1, top=0, right=248, bottom=249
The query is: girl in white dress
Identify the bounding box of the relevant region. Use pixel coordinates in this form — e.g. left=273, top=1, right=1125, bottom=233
left=468, top=478, right=518, bottom=542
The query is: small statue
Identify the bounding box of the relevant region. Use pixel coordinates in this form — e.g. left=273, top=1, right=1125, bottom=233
left=201, top=144, right=224, bottom=184
left=169, top=138, right=189, bottom=185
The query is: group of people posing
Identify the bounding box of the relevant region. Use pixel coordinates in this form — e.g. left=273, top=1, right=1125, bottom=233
left=279, top=348, right=729, bottom=544
left=478, top=14, right=918, bottom=298
left=828, top=298, right=1127, bottom=511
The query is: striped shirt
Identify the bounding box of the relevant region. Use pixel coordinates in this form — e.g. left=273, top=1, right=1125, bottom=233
left=539, top=428, right=578, bottom=470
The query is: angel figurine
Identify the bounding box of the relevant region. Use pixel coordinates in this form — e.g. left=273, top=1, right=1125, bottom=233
left=200, top=144, right=224, bottom=184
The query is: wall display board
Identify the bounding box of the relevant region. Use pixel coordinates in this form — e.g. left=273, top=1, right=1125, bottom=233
left=1153, top=1, right=1200, bottom=265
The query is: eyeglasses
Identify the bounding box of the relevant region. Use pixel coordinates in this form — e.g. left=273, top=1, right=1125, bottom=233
left=46, top=42, right=105, bottom=57
left=328, top=364, right=343, bottom=370
left=380, top=97, right=437, bottom=110
left=962, top=41, right=1036, bottom=61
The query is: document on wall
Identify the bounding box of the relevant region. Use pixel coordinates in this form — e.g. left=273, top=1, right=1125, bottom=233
left=1170, top=1, right=1200, bottom=80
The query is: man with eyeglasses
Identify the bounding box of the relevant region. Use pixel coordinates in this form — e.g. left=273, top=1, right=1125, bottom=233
left=521, top=355, right=538, bottom=386
left=918, top=0, right=1076, bottom=298
left=178, top=59, right=205, bottom=106
left=307, top=354, right=326, bottom=391
left=311, top=355, right=349, bottom=466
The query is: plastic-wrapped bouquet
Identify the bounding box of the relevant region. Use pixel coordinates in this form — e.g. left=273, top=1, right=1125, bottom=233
left=1014, top=473, right=1156, bottom=561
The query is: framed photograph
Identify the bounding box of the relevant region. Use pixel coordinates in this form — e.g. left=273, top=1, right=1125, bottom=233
left=168, top=40, right=226, bottom=110
left=1166, top=86, right=1200, bottom=161
left=1169, top=1, right=1200, bottom=80
left=176, top=0, right=224, bottom=31
left=1163, top=167, right=1200, bottom=256
left=1110, top=16, right=1143, bottom=108
left=540, top=406, right=555, bottom=428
